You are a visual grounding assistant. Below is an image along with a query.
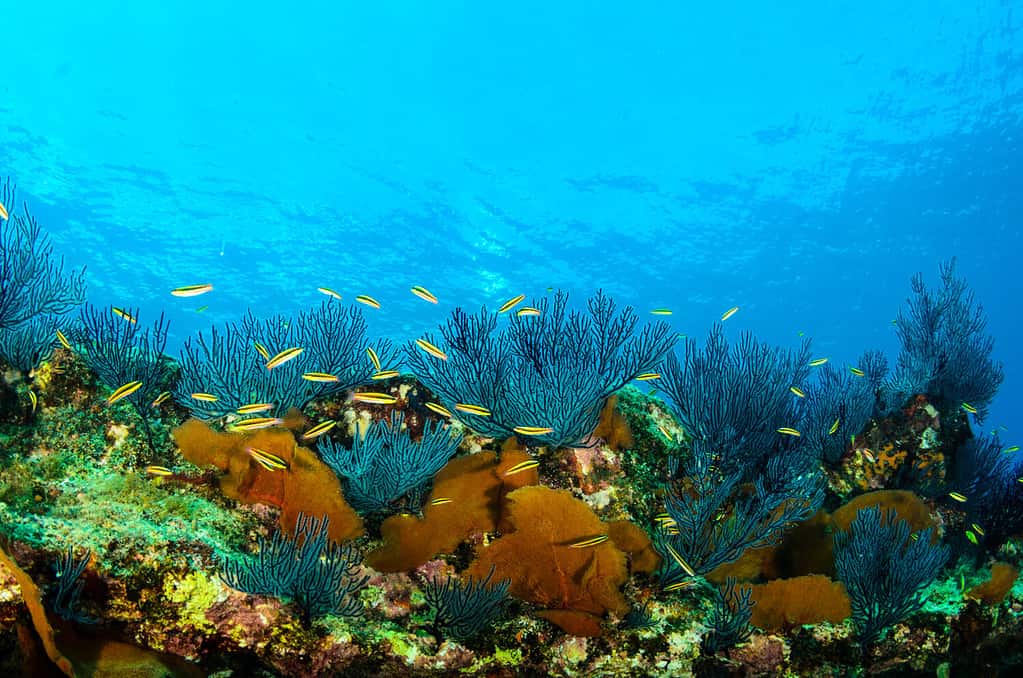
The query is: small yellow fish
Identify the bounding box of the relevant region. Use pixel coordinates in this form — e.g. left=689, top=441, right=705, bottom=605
left=366, top=347, right=381, bottom=371
left=415, top=338, right=448, bottom=361
left=790, top=386, right=805, bottom=398
left=226, top=417, right=283, bottom=432
left=248, top=447, right=289, bottom=471
left=651, top=308, right=672, bottom=316
left=665, top=543, right=696, bottom=577
left=107, top=380, right=143, bottom=405
left=227, top=417, right=279, bottom=434
left=171, top=283, right=213, bottom=297
left=111, top=307, right=137, bottom=324
left=503, top=458, right=540, bottom=476
left=190, top=392, right=218, bottom=402
left=237, top=402, right=274, bottom=414
left=355, top=295, right=381, bottom=309
left=302, top=372, right=339, bottom=383
left=0, top=201, right=7, bottom=220
left=195, top=305, right=209, bottom=313
left=850, top=367, right=865, bottom=377
left=28, top=391, right=38, bottom=412
left=425, top=402, right=453, bottom=418
left=657, top=425, right=673, bottom=440
left=455, top=402, right=491, bottom=416
left=1003, top=445, right=1020, bottom=454
left=430, top=497, right=454, bottom=506
left=410, top=286, right=438, bottom=304
left=777, top=427, right=801, bottom=437
left=949, top=491, right=968, bottom=503
left=568, top=534, right=609, bottom=549
left=302, top=420, right=337, bottom=440
left=266, top=347, right=304, bottom=369
left=516, top=307, right=541, bottom=317
left=151, top=391, right=172, bottom=407
left=862, top=449, right=876, bottom=464
left=965, top=530, right=978, bottom=545
left=253, top=342, right=270, bottom=361
left=512, top=425, right=555, bottom=436
left=372, top=370, right=401, bottom=380
left=961, top=402, right=978, bottom=414
left=145, top=465, right=174, bottom=477
left=808, top=357, right=828, bottom=367
left=635, top=372, right=661, bottom=381
left=498, top=294, right=525, bottom=313
left=353, top=392, right=398, bottom=405
left=721, top=306, right=739, bottom=322
left=971, top=523, right=985, bottom=536
left=910, top=532, right=920, bottom=542
left=663, top=580, right=696, bottom=592
left=317, top=287, right=342, bottom=300
left=55, top=329, right=71, bottom=350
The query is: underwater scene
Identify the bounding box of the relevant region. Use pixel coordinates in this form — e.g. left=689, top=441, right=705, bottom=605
left=1, top=2, right=1022, bottom=677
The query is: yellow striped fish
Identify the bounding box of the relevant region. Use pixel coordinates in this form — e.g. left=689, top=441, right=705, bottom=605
left=425, top=402, right=452, bottom=418
left=513, top=426, right=555, bottom=436
left=949, top=491, right=968, bottom=503
left=107, top=381, right=143, bottom=405
left=226, top=417, right=282, bottom=432
left=247, top=447, right=289, bottom=471
left=171, top=283, right=213, bottom=297
left=366, top=347, right=381, bottom=371
left=253, top=342, right=270, bottom=361
left=0, top=201, right=7, bottom=220
left=568, top=534, right=609, bottom=549
left=665, top=543, right=696, bottom=577
left=651, top=308, right=672, bottom=316
left=808, top=357, right=828, bottom=367
left=28, top=391, right=37, bottom=412
left=353, top=392, right=397, bottom=405
left=850, top=367, right=865, bottom=377
left=302, top=372, right=339, bottom=382
left=790, top=386, right=805, bottom=398
left=151, top=391, right=172, bottom=407
left=663, top=580, right=696, bottom=592
left=266, top=347, right=304, bottom=369
left=415, top=338, right=448, bottom=361
left=499, top=294, right=525, bottom=313
left=828, top=418, right=841, bottom=435
left=411, top=286, right=438, bottom=304
left=372, top=370, right=401, bottom=380
left=635, top=372, right=660, bottom=381
left=455, top=403, right=491, bottom=416
left=777, top=427, right=801, bottom=437
left=356, top=295, right=381, bottom=309
left=55, top=329, right=72, bottom=350
left=721, top=306, right=739, bottom=322
left=237, top=403, right=274, bottom=415
left=516, top=307, right=540, bottom=317
left=190, top=392, right=218, bottom=402
left=430, top=497, right=454, bottom=506
left=145, top=465, right=174, bottom=477
left=503, top=458, right=540, bottom=476
left=302, top=420, right=337, bottom=440
left=317, top=287, right=342, bottom=300
left=111, top=307, right=137, bottom=324
left=961, top=402, right=978, bottom=414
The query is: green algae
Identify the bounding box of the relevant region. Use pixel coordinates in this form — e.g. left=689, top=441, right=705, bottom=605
left=164, top=571, right=223, bottom=633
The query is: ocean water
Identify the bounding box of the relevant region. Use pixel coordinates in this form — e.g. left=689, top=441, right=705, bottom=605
left=1, top=2, right=1020, bottom=427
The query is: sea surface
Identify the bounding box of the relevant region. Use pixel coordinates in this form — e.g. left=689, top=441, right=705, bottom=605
left=1, top=1, right=1020, bottom=432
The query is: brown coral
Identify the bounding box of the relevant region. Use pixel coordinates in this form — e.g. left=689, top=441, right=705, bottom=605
left=967, top=562, right=1019, bottom=605
left=171, top=419, right=363, bottom=542
left=365, top=448, right=538, bottom=572
left=742, top=575, right=851, bottom=631
left=465, top=486, right=631, bottom=636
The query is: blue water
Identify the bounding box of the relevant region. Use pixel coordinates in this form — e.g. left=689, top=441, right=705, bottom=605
left=1, top=2, right=1020, bottom=431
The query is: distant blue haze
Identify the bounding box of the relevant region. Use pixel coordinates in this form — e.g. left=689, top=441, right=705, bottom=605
left=1, top=2, right=1020, bottom=435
